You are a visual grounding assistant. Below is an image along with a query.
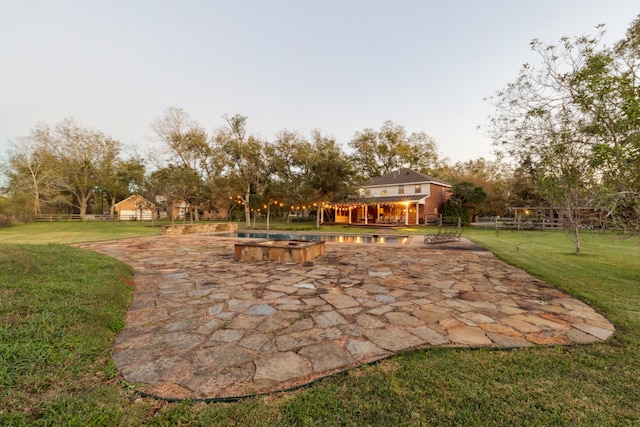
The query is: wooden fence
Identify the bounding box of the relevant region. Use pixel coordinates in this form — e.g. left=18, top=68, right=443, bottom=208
left=34, top=214, right=117, bottom=222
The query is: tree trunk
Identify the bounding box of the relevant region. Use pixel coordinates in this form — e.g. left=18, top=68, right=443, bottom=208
left=79, top=198, right=88, bottom=220
left=316, top=201, right=322, bottom=229
left=33, top=189, right=40, bottom=216
left=109, top=196, right=117, bottom=217
left=266, top=205, right=271, bottom=230
left=244, top=186, right=251, bottom=228
left=572, top=225, right=581, bottom=255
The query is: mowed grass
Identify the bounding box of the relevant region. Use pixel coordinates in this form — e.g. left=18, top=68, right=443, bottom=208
left=1, top=222, right=639, bottom=425
left=0, top=221, right=162, bottom=244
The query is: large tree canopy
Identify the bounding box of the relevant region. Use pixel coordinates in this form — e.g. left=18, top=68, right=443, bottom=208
left=9, top=118, right=122, bottom=218
left=349, top=121, right=439, bottom=179
left=488, top=17, right=640, bottom=253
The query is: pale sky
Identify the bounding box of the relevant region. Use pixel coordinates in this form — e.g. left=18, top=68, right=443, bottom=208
left=1, top=1, right=638, bottom=164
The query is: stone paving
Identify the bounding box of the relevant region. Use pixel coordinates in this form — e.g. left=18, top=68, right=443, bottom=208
left=77, top=234, right=615, bottom=400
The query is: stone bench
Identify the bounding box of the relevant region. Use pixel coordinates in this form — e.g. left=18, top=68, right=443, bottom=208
left=161, top=222, right=238, bottom=235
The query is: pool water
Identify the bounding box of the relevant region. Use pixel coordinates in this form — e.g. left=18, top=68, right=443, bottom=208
left=219, top=232, right=410, bottom=245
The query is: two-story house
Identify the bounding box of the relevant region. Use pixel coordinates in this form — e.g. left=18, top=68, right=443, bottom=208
left=332, top=168, right=452, bottom=225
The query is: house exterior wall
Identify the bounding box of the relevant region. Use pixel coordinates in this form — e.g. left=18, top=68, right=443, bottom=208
left=115, top=195, right=156, bottom=221
left=423, top=183, right=449, bottom=215
left=365, top=182, right=431, bottom=198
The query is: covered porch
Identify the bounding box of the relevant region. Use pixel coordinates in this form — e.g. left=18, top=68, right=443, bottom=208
left=329, top=196, right=427, bottom=226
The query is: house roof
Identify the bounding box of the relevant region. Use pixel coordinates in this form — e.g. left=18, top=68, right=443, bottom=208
left=364, top=168, right=451, bottom=188
left=115, top=194, right=156, bottom=208
left=362, top=194, right=429, bottom=204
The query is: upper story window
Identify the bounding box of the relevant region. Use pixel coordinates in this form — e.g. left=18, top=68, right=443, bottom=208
left=415, top=184, right=422, bottom=193
left=381, top=187, right=387, bottom=196
left=398, top=185, right=404, bottom=195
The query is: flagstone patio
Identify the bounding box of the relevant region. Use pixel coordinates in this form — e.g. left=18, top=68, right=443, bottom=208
left=77, top=234, right=615, bottom=400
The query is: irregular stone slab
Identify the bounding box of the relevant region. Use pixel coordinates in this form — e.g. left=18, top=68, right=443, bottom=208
left=312, top=311, right=348, bottom=328
left=501, top=315, right=542, bottom=333
left=194, top=344, right=256, bottom=371
left=477, top=323, right=521, bottom=337
left=446, top=326, right=494, bottom=346
left=320, top=293, right=360, bottom=309
left=355, top=313, right=387, bottom=329
left=367, top=305, right=394, bottom=315
left=208, top=303, right=225, bottom=315
left=239, top=332, right=272, bottom=351
left=572, top=323, right=615, bottom=340
left=369, top=270, right=392, bottom=278
left=375, top=294, right=396, bottom=303
left=407, top=326, right=449, bottom=345
left=208, top=329, right=245, bottom=343
left=364, top=328, right=425, bottom=352
left=254, top=351, right=312, bottom=384
left=247, top=304, right=276, bottom=316
left=525, top=333, right=570, bottom=345
left=385, top=312, right=424, bottom=327
left=460, top=312, right=497, bottom=324
left=299, top=342, right=353, bottom=372
left=122, top=355, right=189, bottom=383
left=566, top=328, right=600, bottom=344
left=227, top=315, right=265, bottom=329
left=151, top=332, right=204, bottom=353
left=345, top=339, right=390, bottom=361
left=181, top=364, right=255, bottom=397
left=228, top=299, right=253, bottom=312
left=486, top=332, right=533, bottom=348
left=276, top=327, right=343, bottom=352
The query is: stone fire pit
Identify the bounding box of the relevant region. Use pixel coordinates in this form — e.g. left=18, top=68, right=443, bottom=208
left=234, top=239, right=325, bottom=264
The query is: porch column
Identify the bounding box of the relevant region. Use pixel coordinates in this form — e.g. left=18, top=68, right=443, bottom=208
left=404, top=203, right=409, bottom=225
left=348, top=205, right=352, bottom=224
left=364, top=204, right=368, bottom=224
left=320, top=204, right=324, bottom=224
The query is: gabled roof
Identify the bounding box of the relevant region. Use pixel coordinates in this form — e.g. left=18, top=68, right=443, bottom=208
left=364, top=168, right=451, bottom=187
left=115, top=194, right=156, bottom=208
left=362, top=194, right=429, bottom=203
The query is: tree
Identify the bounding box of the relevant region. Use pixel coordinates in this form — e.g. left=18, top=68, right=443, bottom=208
left=267, top=130, right=312, bottom=226
left=150, top=107, right=212, bottom=221
left=144, top=165, right=200, bottom=223
left=2, top=136, right=62, bottom=216
left=151, top=107, right=210, bottom=170
left=441, top=181, right=487, bottom=225
left=487, top=23, right=640, bottom=253
left=574, top=18, right=640, bottom=232
left=29, top=118, right=121, bottom=219
left=211, top=114, right=267, bottom=227
left=349, top=121, right=439, bottom=179
left=98, top=156, right=146, bottom=216
left=440, top=158, right=507, bottom=216
left=303, top=131, right=355, bottom=229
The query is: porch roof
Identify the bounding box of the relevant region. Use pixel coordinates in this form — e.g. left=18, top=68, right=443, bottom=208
left=359, top=194, right=428, bottom=204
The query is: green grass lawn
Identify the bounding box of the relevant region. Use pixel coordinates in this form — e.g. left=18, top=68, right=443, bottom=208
left=0, top=221, right=162, bottom=244
left=1, top=222, right=639, bottom=425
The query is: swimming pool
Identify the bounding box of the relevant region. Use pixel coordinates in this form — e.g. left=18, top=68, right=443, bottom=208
left=218, top=232, right=410, bottom=245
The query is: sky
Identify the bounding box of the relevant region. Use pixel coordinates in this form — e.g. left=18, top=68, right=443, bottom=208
left=1, top=1, right=639, bottom=165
